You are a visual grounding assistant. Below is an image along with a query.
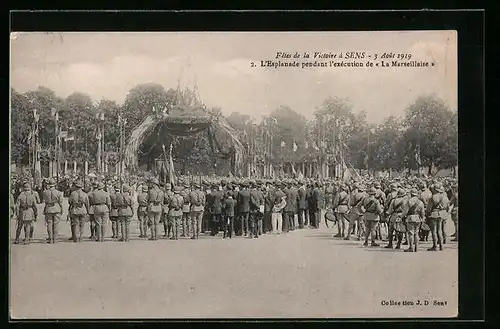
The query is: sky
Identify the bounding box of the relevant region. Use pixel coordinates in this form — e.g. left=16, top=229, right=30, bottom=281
left=10, top=31, right=457, bottom=124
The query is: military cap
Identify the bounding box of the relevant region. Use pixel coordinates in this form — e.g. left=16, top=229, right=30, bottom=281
left=410, top=188, right=419, bottom=196
left=211, top=183, right=219, bottom=189
left=375, top=182, right=381, bottom=188
left=23, top=182, right=31, bottom=188
left=142, top=184, right=149, bottom=190
left=165, top=183, right=172, bottom=189
left=174, top=185, right=182, bottom=192
left=114, top=185, right=121, bottom=191
left=97, top=182, right=105, bottom=189
left=433, top=183, right=444, bottom=192
left=48, top=178, right=56, bottom=186
left=357, top=185, right=365, bottom=192
left=184, top=183, right=190, bottom=188
left=397, top=188, right=406, bottom=197
left=390, top=183, right=398, bottom=189
left=75, top=181, right=83, bottom=188
left=150, top=178, right=159, bottom=185
left=367, top=187, right=377, bottom=195
left=193, top=182, right=200, bottom=188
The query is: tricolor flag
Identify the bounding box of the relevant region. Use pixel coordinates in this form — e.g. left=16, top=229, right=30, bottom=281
left=415, top=144, right=422, bottom=167
left=293, top=141, right=298, bottom=152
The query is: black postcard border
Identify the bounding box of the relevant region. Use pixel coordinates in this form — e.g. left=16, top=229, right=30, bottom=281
left=6, top=10, right=485, bottom=324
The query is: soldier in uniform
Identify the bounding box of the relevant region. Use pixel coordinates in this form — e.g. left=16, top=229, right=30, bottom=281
left=271, top=182, right=287, bottom=234
left=418, top=181, right=433, bottom=242
left=306, top=182, right=315, bottom=228
left=385, top=188, right=407, bottom=249
left=237, top=182, right=251, bottom=236
left=109, top=186, right=120, bottom=240
left=333, top=184, right=350, bottom=238
left=14, top=182, right=39, bottom=244
left=147, top=178, right=164, bottom=240
left=249, top=180, right=265, bottom=238
left=168, top=186, right=184, bottom=240
left=180, top=183, right=191, bottom=237
left=402, top=188, right=425, bottom=252
left=449, top=185, right=458, bottom=242
left=312, top=182, right=325, bottom=229
left=209, top=183, right=224, bottom=236
left=374, top=182, right=387, bottom=240
left=361, top=187, right=383, bottom=247
left=88, top=181, right=98, bottom=240
left=345, top=184, right=366, bottom=241
left=68, top=180, right=89, bottom=242
left=263, top=181, right=274, bottom=234
left=384, top=183, right=399, bottom=241
left=136, top=184, right=149, bottom=238
left=297, top=180, right=307, bottom=229
left=189, top=182, right=206, bottom=239
left=426, top=183, right=450, bottom=251
left=223, top=192, right=236, bottom=238
left=117, top=185, right=134, bottom=242
left=42, top=178, right=63, bottom=244
left=162, top=183, right=174, bottom=239
left=93, top=182, right=111, bottom=242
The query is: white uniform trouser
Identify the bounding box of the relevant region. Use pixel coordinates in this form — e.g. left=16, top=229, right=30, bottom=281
left=271, top=212, right=283, bottom=233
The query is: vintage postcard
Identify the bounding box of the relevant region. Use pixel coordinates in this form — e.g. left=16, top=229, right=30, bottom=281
left=10, top=31, right=457, bottom=319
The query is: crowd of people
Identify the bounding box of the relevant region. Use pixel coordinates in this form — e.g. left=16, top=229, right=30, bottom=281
left=10, top=172, right=458, bottom=252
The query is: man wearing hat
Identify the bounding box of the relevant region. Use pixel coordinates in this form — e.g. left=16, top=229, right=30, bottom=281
left=136, top=184, right=149, bottom=238
left=93, top=182, right=111, bottom=242
left=109, top=185, right=120, bottom=240
left=162, top=183, right=174, bottom=239
left=448, top=185, right=458, bottom=242
left=237, top=181, right=251, bottom=237
left=68, top=181, right=90, bottom=242
left=189, top=182, right=206, bottom=239
left=117, top=185, right=134, bottom=242
left=426, top=183, right=450, bottom=251
left=312, top=182, right=325, bottom=229
left=209, top=183, right=224, bottom=236
left=373, top=182, right=387, bottom=240
left=360, top=187, right=383, bottom=247
left=418, top=181, right=433, bottom=242
left=13, top=182, right=39, bottom=244
left=249, top=180, right=265, bottom=238
left=271, top=182, right=287, bottom=234
left=345, top=184, right=366, bottom=240
left=402, top=188, right=425, bottom=252
left=384, top=188, right=407, bottom=249
left=333, top=184, right=350, bottom=238
left=297, top=180, right=307, bottom=229
left=147, top=178, right=164, bottom=240
left=383, top=183, right=399, bottom=240
left=87, top=181, right=98, bottom=240
left=41, top=178, right=63, bottom=244
left=168, top=186, right=184, bottom=239
left=180, top=183, right=191, bottom=237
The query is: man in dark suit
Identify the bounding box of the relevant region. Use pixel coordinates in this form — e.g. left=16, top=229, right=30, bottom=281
left=210, top=183, right=224, bottom=236
left=237, top=182, right=251, bottom=236
left=249, top=180, right=265, bottom=238
left=284, top=181, right=299, bottom=232
left=312, top=182, right=325, bottom=229
left=297, top=180, right=307, bottom=229
left=306, top=182, right=315, bottom=228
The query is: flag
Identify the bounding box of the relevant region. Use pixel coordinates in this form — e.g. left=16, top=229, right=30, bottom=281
left=293, top=141, right=298, bottom=152
left=297, top=169, right=304, bottom=180
left=65, top=136, right=75, bottom=142
left=270, top=116, right=278, bottom=124
left=304, top=141, right=309, bottom=149
left=281, top=140, right=286, bottom=148
left=364, top=152, right=369, bottom=169
left=100, top=112, right=105, bottom=121
left=312, top=141, right=319, bottom=151
left=168, top=143, right=176, bottom=185
left=33, top=108, right=39, bottom=122
left=96, top=130, right=102, bottom=141
left=291, top=163, right=297, bottom=176
left=415, top=144, right=422, bottom=167
left=51, top=107, right=57, bottom=116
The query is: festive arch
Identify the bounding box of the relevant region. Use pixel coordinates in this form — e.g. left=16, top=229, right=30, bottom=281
left=124, top=104, right=245, bottom=176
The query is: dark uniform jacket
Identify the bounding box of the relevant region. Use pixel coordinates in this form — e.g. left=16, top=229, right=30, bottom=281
left=189, top=189, right=206, bottom=212
left=169, top=194, right=184, bottom=217
left=284, top=187, right=298, bottom=213
left=361, top=195, right=384, bottom=221
left=109, top=192, right=119, bottom=217
left=402, top=197, right=425, bottom=222
left=210, top=190, right=224, bottom=214
left=312, top=187, right=325, bottom=211
left=223, top=197, right=236, bottom=217
left=249, top=188, right=264, bottom=212
left=426, top=193, right=450, bottom=219
left=93, top=190, right=111, bottom=214
left=297, top=187, right=307, bottom=210
left=117, top=192, right=133, bottom=217
left=137, top=192, right=149, bottom=213
left=237, top=189, right=251, bottom=213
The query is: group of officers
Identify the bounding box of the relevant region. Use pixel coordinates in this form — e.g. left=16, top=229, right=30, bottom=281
left=11, top=174, right=458, bottom=253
